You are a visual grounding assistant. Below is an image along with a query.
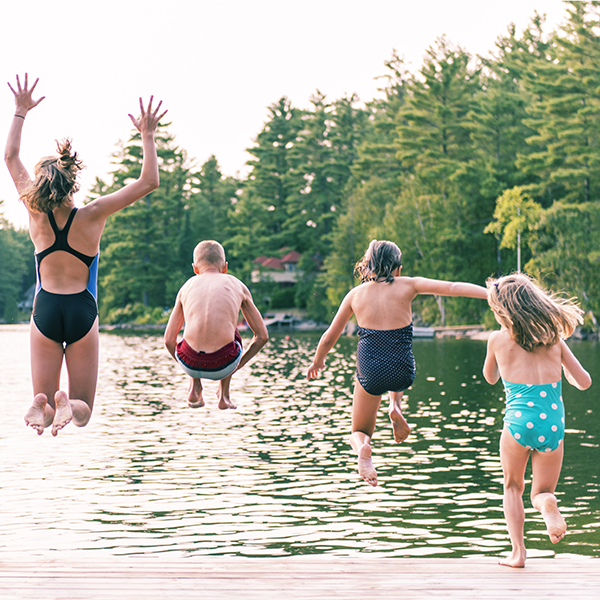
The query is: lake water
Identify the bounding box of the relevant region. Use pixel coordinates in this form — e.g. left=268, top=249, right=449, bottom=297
left=0, top=324, right=598, bottom=559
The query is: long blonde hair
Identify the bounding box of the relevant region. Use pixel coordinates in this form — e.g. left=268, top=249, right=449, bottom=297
left=486, top=273, right=583, bottom=351
left=20, top=139, right=84, bottom=213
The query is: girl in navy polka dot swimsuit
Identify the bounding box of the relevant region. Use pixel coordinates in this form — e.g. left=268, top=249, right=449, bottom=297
left=307, top=240, right=488, bottom=487
left=483, top=273, right=591, bottom=568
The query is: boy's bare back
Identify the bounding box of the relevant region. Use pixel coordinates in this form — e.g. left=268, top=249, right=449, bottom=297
left=178, top=272, right=248, bottom=353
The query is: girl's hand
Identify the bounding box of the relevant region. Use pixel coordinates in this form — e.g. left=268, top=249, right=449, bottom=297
left=128, top=96, right=167, bottom=135
left=307, top=361, right=325, bottom=380
left=8, top=73, right=45, bottom=116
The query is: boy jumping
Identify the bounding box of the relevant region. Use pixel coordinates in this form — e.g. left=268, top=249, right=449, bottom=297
left=165, top=240, right=268, bottom=409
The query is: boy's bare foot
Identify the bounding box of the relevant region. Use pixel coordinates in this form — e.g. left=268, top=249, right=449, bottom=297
left=51, top=391, right=73, bottom=436
left=498, top=549, right=526, bottom=568
left=187, top=378, right=205, bottom=408
left=357, top=443, right=378, bottom=486
left=540, top=495, right=566, bottom=543
left=218, top=394, right=237, bottom=410
left=389, top=407, right=411, bottom=443
left=24, top=393, right=49, bottom=435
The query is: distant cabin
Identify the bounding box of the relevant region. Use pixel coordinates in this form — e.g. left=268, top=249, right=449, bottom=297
left=251, top=250, right=301, bottom=287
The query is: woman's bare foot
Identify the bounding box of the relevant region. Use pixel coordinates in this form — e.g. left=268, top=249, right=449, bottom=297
left=357, top=443, right=378, bottom=486
left=389, top=393, right=411, bottom=442
left=188, top=378, right=205, bottom=408
left=498, top=548, right=526, bottom=568
left=24, top=393, right=51, bottom=435
left=540, top=495, right=566, bottom=543
left=51, top=391, right=73, bottom=436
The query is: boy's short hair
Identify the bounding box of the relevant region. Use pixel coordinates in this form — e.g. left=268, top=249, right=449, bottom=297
left=193, top=240, right=226, bottom=267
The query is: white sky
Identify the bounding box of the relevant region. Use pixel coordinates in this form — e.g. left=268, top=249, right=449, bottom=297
left=0, top=0, right=568, bottom=229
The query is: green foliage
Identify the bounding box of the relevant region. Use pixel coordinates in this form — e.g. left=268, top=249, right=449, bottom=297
left=6, top=1, right=600, bottom=332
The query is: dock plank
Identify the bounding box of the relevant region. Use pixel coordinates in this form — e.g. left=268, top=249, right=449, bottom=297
left=0, top=557, right=598, bottom=600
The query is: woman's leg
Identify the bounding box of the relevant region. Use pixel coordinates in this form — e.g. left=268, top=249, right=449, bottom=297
left=499, top=427, right=531, bottom=568
left=60, top=318, right=99, bottom=435
left=530, top=443, right=566, bottom=544
left=26, top=319, right=64, bottom=434
left=349, top=382, right=382, bottom=487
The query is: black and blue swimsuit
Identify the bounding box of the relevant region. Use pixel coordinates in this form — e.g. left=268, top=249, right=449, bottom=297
left=32, top=208, right=99, bottom=346
left=356, top=323, right=416, bottom=396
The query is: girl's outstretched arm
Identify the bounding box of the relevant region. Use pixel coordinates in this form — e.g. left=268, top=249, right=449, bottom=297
left=88, top=96, right=168, bottom=218
left=561, top=340, right=592, bottom=390
left=4, top=73, right=45, bottom=196
left=307, top=291, right=355, bottom=380
left=411, top=276, right=488, bottom=299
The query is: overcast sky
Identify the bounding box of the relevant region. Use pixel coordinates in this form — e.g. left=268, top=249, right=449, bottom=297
left=0, top=0, right=568, bottom=228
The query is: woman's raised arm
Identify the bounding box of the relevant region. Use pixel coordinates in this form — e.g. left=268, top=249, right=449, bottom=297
left=4, top=73, right=45, bottom=196
left=89, top=96, right=168, bottom=219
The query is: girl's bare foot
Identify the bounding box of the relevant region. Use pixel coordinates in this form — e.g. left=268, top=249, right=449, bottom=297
left=188, top=378, right=205, bottom=408
left=24, top=393, right=50, bottom=435
left=540, top=495, right=566, bottom=543
left=358, top=443, right=378, bottom=486
left=51, top=391, right=73, bottom=436
left=498, top=548, right=526, bottom=568
left=389, top=393, right=411, bottom=442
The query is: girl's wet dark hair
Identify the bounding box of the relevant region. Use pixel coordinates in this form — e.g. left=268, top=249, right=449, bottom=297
left=21, top=139, right=84, bottom=213
left=354, top=240, right=402, bottom=284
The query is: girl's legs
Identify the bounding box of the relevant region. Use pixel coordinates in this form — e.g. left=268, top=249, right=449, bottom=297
left=349, top=382, right=381, bottom=486
left=530, top=443, right=566, bottom=544
left=59, top=319, right=99, bottom=435
left=388, top=391, right=410, bottom=442
left=499, top=427, right=531, bottom=568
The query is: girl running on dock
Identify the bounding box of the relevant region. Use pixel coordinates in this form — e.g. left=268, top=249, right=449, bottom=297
left=483, top=273, right=591, bottom=567
left=307, top=240, right=488, bottom=486
left=4, top=74, right=167, bottom=436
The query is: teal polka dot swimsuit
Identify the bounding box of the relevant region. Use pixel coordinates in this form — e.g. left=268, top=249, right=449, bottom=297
left=502, top=379, right=565, bottom=452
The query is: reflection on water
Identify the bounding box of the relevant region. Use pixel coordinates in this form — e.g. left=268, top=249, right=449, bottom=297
left=0, top=324, right=598, bottom=558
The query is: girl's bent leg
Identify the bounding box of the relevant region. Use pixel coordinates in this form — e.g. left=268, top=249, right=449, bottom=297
left=61, top=319, right=99, bottom=434
left=388, top=391, right=410, bottom=442
left=499, top=427, right=531, bottom=568
left=530, top=444, right=566, bottom=544
left=349, top=382, right=382, bottom=486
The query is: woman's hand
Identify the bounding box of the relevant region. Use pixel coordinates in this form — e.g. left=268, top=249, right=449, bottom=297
left=8, top=73, right=45, bottom=117
left=128, top=96, right=167, bottom=135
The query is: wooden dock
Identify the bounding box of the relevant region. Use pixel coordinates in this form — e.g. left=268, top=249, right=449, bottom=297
left=0, top=556, right=598, bottom=599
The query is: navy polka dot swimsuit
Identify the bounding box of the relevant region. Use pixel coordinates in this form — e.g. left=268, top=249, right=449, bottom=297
left=356, top=323, right=416, bottom=396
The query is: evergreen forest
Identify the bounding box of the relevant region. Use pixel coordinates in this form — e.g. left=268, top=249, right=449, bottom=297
left=1, top=1, right=600, bottom=331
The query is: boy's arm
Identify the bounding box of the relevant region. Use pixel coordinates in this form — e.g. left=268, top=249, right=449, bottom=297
left=482, top=331, right=500, bottom=385
left=236, top=290, right=269, bottom=371
left=561, top=339, right=592, bottom=390
left=164, top=292, right=185, bottom=359
left=307, top=292, right=354, bottom=380
left=411, top=277, right=488, bottom=299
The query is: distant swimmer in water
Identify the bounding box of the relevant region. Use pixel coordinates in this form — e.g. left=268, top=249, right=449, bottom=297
left=4, top=73, right=166, bottom=436
left=164, top=240, right=268, bottom=410
left=483, top=273, right=591, bottom=567
left=307, top=240, right=487, bottom=486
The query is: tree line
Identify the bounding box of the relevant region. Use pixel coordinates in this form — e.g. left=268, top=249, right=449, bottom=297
left=1, top=1, right=599, bottom=330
